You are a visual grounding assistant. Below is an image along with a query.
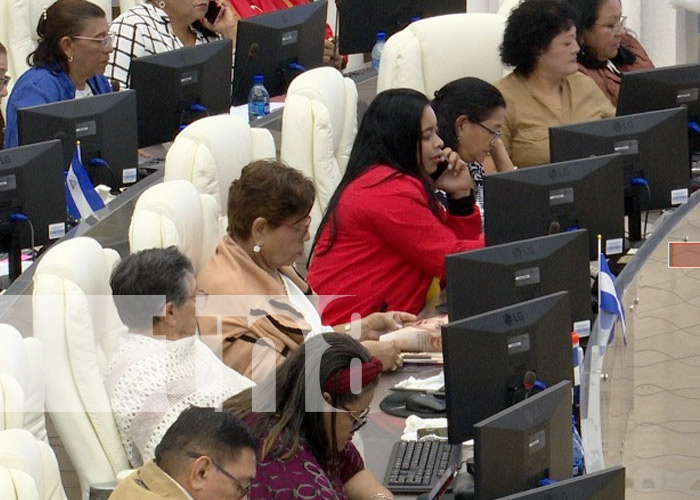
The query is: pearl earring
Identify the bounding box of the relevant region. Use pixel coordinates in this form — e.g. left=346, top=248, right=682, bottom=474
left=253, top=241, right=262, bottom=253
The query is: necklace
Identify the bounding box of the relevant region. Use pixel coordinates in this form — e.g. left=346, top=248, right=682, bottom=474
left=278, top=271, right=290, bottom=296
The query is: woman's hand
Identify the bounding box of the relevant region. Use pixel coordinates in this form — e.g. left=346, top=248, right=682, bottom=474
left=360, top=311, right=417, bottom=341
left=202, top=0, right=239, bottom=41
left=432, top=147, right=475, bottom=198
left=361, top=340, right=402, bottom=372
left=490, top=138, right=516, bottom=172
left=323, top=38, right=344, bottom=70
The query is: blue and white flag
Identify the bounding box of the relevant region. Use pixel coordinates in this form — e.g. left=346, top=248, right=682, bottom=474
left=65, top=144, right=105, bottom=220
left=598, top=252, right=626, bottom=345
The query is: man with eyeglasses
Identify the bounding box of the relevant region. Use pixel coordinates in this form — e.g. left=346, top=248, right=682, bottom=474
left=109, top=406, right=257, bottom=500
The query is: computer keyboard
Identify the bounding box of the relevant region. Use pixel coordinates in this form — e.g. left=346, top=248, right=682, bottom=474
left=383, top=440, right=458, bottom=494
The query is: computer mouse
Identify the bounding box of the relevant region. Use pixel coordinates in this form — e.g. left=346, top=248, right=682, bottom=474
left=405, top=394, right=447, bottom=415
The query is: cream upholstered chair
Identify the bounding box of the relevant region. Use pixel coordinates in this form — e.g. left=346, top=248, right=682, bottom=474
left=129, top=180, right=220, bottom=271
left=376, top=13, right=507, bottom=97
left=497, top=0, right=521, bottom=18
left=164, top=114, right=276, bottom=234
left=0, top=428, right=67, bottom=500
left=32, top=237, right=130, bottom=499
left=0, top=0, right=112, bottom=83
left=280, top=66, right=357, bottom=253
left=0, top=325, right=46, bottom=442
left=0, top=374, right=24, bottom=433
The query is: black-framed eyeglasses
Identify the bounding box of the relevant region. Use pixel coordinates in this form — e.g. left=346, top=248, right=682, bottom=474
left=72, top=32, right=115, bottom=50
left=341, top=406, right=370, bottom=432
left=186, top=452, right=252, bottom=498
left=473, top=121, right=502, bottom=146
left=0, top=75, right=11, bottom=91
left=594, top=15, right=626, bottom=35
left=282, top=216, right=311, bottom=236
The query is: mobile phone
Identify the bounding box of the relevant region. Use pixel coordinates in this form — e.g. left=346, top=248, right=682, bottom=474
left=430, top=160, right=449, bottom=181
left=205, top=1, right=222, bottom=24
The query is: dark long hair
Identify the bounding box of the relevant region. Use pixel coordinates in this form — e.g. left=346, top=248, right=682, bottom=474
left=30, top=0, right=106, bottom=71
left=564, top=0, right=636, bottom=69
left=224, top=334, right=377, bottom=471
left=310, top=88, right=440, bottom=258
left=431, top=77, right=506, bottom=151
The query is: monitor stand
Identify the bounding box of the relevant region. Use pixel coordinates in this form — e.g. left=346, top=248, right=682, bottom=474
left=625, top=191, right=643, bottom=245
left=0, top=220, right=25, bottom=283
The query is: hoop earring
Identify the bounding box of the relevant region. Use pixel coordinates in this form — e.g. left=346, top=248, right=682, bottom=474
left=158, top=0, right=166, bottom=8
left=253, top=241, right=262, bottom=253
left=67, top=56, right=73, bottom=62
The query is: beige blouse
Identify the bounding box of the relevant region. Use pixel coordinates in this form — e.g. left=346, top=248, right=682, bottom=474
left=496, top=71, right=616, bottom=168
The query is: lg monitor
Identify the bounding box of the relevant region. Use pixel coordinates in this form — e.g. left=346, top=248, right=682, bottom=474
left=18, top=90, right=138, bottom=189
left=231, top=0, right=327, bottom=106
left=495, top=466, right=625, bottom=500
left=0, top=140, right=66, bottom=281
left=550, top=107, right=690, bottom=243
left=442, top=292, right=573, bottom=445
left=130, top=39, right=233, bottom=148
left=484, top=154, right=625, bottom=260
left=446, top=229, right=591, bottom=326
left=337, top=0, right=466, bottom=54
left=474, top=380, right=573, bottom=500
left=617, top=63, right=700, bottom=121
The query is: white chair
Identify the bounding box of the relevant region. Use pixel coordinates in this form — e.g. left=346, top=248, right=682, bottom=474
left=0, top=373, right=24, bottom=433
left=0, top=0, right=112, bottom=83
left=129, top=180, right=220, bottom=271
left=32, top=237, right=130, bottom=499
left=0, top=428, right=67, bottom=500
left=0, top=325, right=46, bottom=442
left=376, top=13, right=507, bottom=97
left=497, top=0, right=522, bottom=18
left=164, top=114, right=276, bottom=233
left=280, top=66, right=358, bottom=253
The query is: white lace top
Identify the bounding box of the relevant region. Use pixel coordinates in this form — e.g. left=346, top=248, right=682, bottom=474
left=104, top=333, right=254, bottom=466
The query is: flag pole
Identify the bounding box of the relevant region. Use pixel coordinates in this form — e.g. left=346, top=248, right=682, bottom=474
left=76, top=140, right=82, bottom=164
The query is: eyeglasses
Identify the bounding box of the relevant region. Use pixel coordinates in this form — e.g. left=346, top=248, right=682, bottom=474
left=72, top=32, right=115, bottom=50
left=282, top=216, right=311, bottom=236
left=341, top=405, right=370, bottom=433
left=594, top=15, right=626, bottom=35
left=473, top=121, right=502, bottom=146
left=186, top=452, right=252, bottom=498
left=0, top=75, right=11, bottom=91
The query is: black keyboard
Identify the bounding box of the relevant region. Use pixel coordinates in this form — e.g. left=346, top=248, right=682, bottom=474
left=383, top=440, right=457, bottom=494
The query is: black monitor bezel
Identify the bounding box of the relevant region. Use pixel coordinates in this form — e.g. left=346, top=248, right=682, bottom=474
left=495, top=466, right=625, bottom=500
left=232, top=0, right=327, bottom=106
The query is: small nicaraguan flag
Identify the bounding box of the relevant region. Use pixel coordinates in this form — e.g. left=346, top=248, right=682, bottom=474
left=598, top=253, right=626, bottom=345
left=65, top=145, right=105, bottom=220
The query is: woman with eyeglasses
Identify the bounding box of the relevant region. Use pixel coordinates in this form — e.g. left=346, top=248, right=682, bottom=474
left=0, top=42, right=9, bottom=148
left=431, top=77, right=514, bottom=214
left=197, top=159, right=412, bottom=379
left=4, top=0, right=114, bottom=149
left=566, top=0, right=654, bottom=105
left=306, top=88, right=484, bottom=326
left=495, top=0, right=615, bottom=168
left=225, top=333, right=394, bottom=500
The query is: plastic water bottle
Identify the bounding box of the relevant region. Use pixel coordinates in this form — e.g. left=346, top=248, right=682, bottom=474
left=371, top=32, right=387, bottom=71
left=572, top=332, right=583, bottom=416
left=247, top=74, right=270, bottom=122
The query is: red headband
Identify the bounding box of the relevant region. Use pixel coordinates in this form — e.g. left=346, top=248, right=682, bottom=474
left=323, top=357, right=383, bottom=395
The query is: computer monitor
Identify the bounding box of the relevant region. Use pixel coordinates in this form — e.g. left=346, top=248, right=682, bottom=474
left=0, top=140, right=66, bottom=281
left=442, top=292, right=573, bottom=445
left=473, top=380, right=572, bottom=500
left=337, top=0, right=466, bottom=54
left=617, top=63, right=700, bottom=121
left=446, top=229, right=591, bottom=325
left=231, top=0, right=327, bottom=106
left=130, top=39, right=233, bottom=148
left=484, top=154, right=625, bottom=260
left=495, top=466, right=625, bottom=500
left=18, top=90, right=138, bottom=189
left=550, top=107, right=690, bottom=243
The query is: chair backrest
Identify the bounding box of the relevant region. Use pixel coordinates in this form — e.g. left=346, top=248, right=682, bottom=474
left=376, top=13, right=507, bottom=97
left=0, top=428, right=67, bottom=500
left=497, top=0, right=521, bottom=18
left=0, top=0, right=112, bottom=84
left=280, top=66, right=358, bottom=253
left=164, top=114, right=277, bottom=233
left=129, top=180, right=220, bottom=271
left=0, top=374, right=24, bottom=432
left=32, top=237, right=130, bottom=498
left=0, top=325, right=46, bottom=442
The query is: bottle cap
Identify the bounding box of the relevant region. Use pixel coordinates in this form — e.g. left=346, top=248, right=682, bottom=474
left=571, top=332, right=579, bottom=345
left=253, top=74, right=264, bottom=84
left=376, top=31, right=387, bottom=41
